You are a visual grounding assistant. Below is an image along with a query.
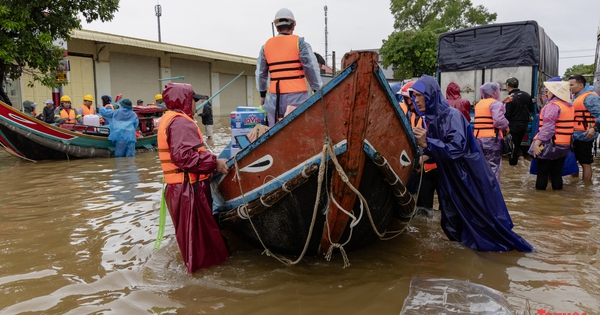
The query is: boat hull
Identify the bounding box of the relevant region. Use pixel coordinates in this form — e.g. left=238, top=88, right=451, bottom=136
left=0, top=101, right=158, bottom=160
left=212, top=51, right=418, bottom=257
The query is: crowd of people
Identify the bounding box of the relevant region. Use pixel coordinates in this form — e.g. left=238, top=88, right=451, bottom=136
left=14, top=7, right=599, bottom=274
left=24, top=93, right=173, bottom=157
left=400, top=73, right=600, bottom=252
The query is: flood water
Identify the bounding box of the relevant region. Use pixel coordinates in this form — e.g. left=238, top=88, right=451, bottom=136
left=1, top=116, right=599, bottom=314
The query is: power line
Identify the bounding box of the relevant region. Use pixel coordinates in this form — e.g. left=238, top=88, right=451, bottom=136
left=561, top=49, right=595, bottom=53
left=559, top=55, right=594, bottom=59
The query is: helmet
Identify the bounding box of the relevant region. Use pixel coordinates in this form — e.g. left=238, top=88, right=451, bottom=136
left=83, top=94, right=93, bottom=102
left=274, top=8, right=296, bottom=26
left=60, top=95, right=71, bottom=103
left=400, top=81, right=415, bottom=97
left=155, top=94, right=163, bottom=101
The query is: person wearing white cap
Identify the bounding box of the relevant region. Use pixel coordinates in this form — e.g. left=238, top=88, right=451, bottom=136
left=40, top=99, right=56, bottom=123
left=528, top=80, right=574, bottom=190
left=256, top=8, right=323, bottom=126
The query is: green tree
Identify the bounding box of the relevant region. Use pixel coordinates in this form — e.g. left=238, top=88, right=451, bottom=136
left=562, top=63, right=595, bottom=82
left=379, top=28, right=439, bottom=79
left=381, top=0, right=496, bottom=79
left=0, top=1, right=119, bottom=105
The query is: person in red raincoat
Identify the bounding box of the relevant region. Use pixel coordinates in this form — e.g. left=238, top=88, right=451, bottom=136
left=445, top=82, right=472, bottom=122
left=158, top=82, right=230, bottom=273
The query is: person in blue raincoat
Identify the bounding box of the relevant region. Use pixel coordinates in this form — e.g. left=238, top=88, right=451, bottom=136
left=410, top=75, right=534, bottom=252
left=99, top=99, right=139, bottom=157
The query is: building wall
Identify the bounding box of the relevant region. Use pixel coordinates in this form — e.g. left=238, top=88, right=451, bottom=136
left=109, top=53, right=160, bottom=105
left=19, top=55, right=94, bottom=110
left=170, top=58, right=211, bottom=96
left=20, top=73, right=51, bottom=110
left=218, top=73, right=247, bottom=114
left=62, top=56, right=95, bottom=107
left=14, top=31, right=260, bottom=115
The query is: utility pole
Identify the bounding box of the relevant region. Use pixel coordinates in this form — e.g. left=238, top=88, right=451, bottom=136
left=324, top=5, right=328, bottom=66
left=155, top=4, right=162, bottom=42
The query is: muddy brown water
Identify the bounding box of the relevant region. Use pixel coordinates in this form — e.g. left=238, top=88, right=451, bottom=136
left=1, top=116, right=599, bottom=314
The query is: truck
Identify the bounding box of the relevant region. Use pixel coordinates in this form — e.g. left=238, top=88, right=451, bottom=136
left=436, top=20, right=559, bottom=146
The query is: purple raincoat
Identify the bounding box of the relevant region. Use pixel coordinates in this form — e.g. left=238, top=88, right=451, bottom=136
left=527, top=96, right=572, bottom=160
left=161, top=83, right=229, bottom=273
left=410, top=75, right=534, bottom=252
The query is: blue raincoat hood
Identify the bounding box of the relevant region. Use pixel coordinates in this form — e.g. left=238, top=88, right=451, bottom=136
left=410, top=75, right=450, bottom=120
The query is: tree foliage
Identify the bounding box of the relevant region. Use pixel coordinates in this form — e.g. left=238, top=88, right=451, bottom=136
left=382, top=0, right=496, bottom=79
left=380, top=29, right=438, bottom=79
left=562, top=63, right=595, bottom=82
left=0, top=1, right=119, bottom=105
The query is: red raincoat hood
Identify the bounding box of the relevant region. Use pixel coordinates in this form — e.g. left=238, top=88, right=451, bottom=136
left=163, top=83, right=195, bottom=117
left=445, top=82, right=462, bottom=100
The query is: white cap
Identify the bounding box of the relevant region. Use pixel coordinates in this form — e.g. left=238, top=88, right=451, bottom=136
left=274, top=8, right=296, bottom=26
left=44, top=99, right=54, bottom=104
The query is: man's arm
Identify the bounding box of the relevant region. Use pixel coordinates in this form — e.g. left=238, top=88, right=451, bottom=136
left=255, top=46, right=269, bottom=102
left=584, top=94, right=600, bottom=119
left=298, top=38, right=323, bottom=92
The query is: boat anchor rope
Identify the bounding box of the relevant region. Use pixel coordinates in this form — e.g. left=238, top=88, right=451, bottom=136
left=231, top=148, right=327, bottom=266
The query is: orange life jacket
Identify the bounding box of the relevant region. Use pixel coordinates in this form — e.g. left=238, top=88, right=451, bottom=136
left=573, top=91, right=598, bottom=131
left=399, top=102, right=422, bottom=128
left=157, top=111, right=209, bottom=184
left=535, top=99, right=574, bottom=145
left=401, top=102, right=435, bottom=171
left=58, top=108, right=78, bottom=123
left=264, top=35, right=307, bottom=94
left=473, top=98, right=499, bottom=138
left=79, top=105, right=95, bottom=116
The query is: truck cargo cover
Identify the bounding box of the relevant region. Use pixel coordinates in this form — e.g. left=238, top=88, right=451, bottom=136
left=437, top=20, right=558, bottom=76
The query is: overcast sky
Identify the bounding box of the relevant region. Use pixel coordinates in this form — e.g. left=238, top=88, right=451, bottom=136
left=84, top=0, right=600, bottom=76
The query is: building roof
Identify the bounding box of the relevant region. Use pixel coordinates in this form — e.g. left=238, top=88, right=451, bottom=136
left=71, top=29, right=257, bottom=65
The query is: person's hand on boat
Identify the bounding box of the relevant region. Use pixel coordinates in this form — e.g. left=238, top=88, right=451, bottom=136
left=412, top=127, right=428, bottom=148
left=215, top=159, right=229, bottom=174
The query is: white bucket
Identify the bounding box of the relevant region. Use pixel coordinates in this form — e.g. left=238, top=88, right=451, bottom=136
left=83, top=114, right=100, bottom=126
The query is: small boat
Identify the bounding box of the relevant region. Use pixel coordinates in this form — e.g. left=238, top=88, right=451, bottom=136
left=211, top=51, right=418, bottom=262
left=0, top=101, right=162, bottom=160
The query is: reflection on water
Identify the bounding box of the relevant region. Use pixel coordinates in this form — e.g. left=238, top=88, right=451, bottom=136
left=1, top=118, right=599, bottom=314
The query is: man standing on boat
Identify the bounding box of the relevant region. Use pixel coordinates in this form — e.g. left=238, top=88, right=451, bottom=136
left=78, top=94, right=96, bottom=117
left=158, top=83, right=230, bottom=273
left=256, top=8, right=323, bottom=126
left=40, top=99, right=56, bottom=123
left=54, top=95, right=82, bottom=126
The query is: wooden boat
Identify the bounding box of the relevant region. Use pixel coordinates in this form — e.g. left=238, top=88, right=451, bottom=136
left=211, top=51, right=418, bottom=262
left=0, top=101, right=161, bottom=160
